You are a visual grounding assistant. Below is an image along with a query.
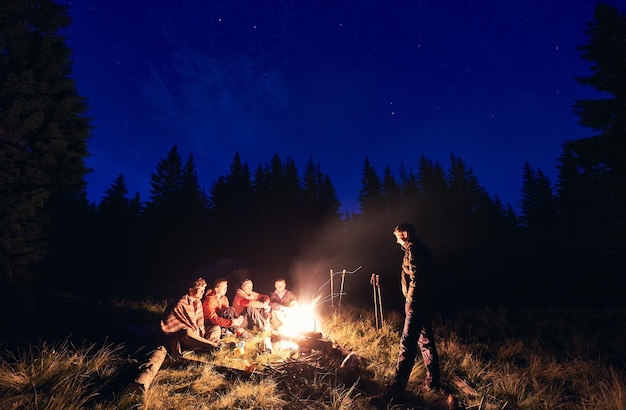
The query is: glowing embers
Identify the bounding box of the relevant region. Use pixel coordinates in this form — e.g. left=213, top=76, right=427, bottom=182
left=273, top=302, right=319, bottom=351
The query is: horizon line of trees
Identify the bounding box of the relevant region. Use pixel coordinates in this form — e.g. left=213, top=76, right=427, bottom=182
left=1, top=1, right=624, bottom=310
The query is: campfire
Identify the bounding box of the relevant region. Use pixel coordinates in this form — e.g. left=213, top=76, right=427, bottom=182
left=267, top=266, right=364, bottom=354
left=271, top=301, right=320, bottom=351
left=135, top=266, right=366, bottom=393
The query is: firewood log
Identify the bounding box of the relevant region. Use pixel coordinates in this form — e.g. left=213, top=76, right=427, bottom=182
left=133, top=345, right=167, bottom=391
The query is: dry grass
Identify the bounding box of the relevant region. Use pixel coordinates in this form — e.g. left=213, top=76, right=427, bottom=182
left=0, top=340, right=129, bottom=410
left=1, top=299, right=625, bottom=410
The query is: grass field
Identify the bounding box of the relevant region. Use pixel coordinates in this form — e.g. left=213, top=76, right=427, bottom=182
left=1, top=287, right=625, bottom=409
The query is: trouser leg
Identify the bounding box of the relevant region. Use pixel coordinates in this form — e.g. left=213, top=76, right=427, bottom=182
left=223, top=307, right=246, bottom=333
left=271, top=309, right=287, bottom=330
left=180, top=328, right=219, bottom=351
left=164, top=333, right=182, bottom=355
left=390, top=302, right=420, bottom=391
left=418, top=321, right=440, bottom=387
left=247, top=307, right=270, bottom=330
left=206, top=325, right=222, bottom=343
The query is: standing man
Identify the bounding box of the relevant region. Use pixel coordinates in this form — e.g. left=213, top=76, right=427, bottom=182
left=160, top=277, right=220, bottom=356
left=269, top=278, right=298, bottom=330
left=371, top=223, right=441, bottom=406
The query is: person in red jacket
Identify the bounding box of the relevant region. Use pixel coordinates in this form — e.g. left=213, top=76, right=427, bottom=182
left=202, top=278, right=245, bottom=339
left=232, top=279, right=271, bottom=331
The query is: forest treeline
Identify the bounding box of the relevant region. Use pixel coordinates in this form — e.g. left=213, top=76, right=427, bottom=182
left=1, top=1, right=624, bottom=311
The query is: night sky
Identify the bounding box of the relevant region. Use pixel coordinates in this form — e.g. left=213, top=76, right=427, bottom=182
left=58, top=1, right=620, bottom=213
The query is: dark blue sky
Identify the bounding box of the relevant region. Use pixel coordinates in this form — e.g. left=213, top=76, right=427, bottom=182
left=59, top=0, right=620, bottom=213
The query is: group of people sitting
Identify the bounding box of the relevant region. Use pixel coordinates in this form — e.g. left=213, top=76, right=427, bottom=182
left=160, top=276, right=298, bottom=357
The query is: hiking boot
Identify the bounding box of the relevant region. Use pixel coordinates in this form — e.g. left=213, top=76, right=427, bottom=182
left=224, top=341, right=238, bottom=350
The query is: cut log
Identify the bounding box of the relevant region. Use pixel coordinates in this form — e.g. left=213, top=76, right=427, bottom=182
left=133, top=345, right=167, bottom=391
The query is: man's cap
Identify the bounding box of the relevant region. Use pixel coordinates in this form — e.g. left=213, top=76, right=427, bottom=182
left=191, top=277, right=207, bottom=289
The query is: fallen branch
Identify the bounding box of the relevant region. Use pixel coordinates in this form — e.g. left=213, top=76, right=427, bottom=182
left=452, top=375, right=479, bottom=397
left=133, top=345, right=167, bottom=391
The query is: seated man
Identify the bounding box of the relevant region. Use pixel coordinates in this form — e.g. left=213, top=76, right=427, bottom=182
left=202, top=277, right=246, bottom=339
left=269, top=278, right=298, bottom=331
left=232, top=279, right=271, bottom=331
left=160, top=277, right=220, bottom=356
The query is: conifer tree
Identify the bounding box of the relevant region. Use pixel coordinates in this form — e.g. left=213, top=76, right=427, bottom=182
left=416, top=156, right=447, bottom=233
left=318, top=174, right=340, bottom=219
left=208, top=152, right=253, bottom=254
left=147, top=145, right=184, bottom=214
left=356, top=157, right=392, bottom=277
left=283, top=158, right=302, bottom=208
left=0, top=0, right=91, bottom=283
left=558, top=3, right=626, bottom=277
left=302, top=157, right=340, bottom=221
left=382, top=166, right=401, bottom=213
left=520, top=163, right=558, bottom=236
left=358, top=157, right=384, bottom=216
left=398, top=162, right=419, bottom=197
left=209, top=152, right=253, bottom=220
left=444, top=155, right=479, bottom=246
left=98, top=174, right=132, bottom=217
left=142, top=145, right=208, bottom=295
left=302, top=157, right=321, bottom=215
left=517, top=162, right=562, bottom=298
left=181, top=153, right=208, bottom=224
left=94, top=174, right=141, bottom=295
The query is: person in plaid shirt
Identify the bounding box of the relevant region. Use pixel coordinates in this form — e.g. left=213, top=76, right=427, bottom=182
left=160, top=277, right=220, bottom=356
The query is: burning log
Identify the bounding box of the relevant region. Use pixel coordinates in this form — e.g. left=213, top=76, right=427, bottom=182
left=293, top=332, right=333, bottom=352
left=270, top=333, right=365, bottom=387
left=272, top=330, right=354, bottom=363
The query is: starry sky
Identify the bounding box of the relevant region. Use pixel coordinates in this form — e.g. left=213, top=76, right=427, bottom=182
left=58, top=0, right=620, bottom=213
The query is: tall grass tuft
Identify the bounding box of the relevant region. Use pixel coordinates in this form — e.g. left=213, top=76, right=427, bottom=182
left=0, top=339, right=126, bottom=410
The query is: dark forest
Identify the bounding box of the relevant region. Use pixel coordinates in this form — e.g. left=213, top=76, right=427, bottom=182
left=1, top=1, right=625, bottom=316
